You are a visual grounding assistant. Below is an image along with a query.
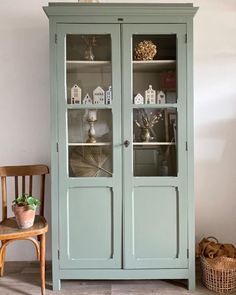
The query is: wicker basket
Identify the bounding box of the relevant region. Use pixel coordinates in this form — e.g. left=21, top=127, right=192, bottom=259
left=201, top=256, right=236, bottom=293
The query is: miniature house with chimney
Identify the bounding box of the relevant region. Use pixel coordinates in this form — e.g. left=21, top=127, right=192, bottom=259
left=145, top=85, right=156, bottom=104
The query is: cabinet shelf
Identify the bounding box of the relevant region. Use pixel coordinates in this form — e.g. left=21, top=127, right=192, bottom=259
left=67, top=60, right=111, bottom=73
left=67, top=104, right=112, bottom=110
left=133, top=142, right=176, bottom=146
left=133, top=103, right=177, bottom=109
left=68, top=142, right=112, bottom=146
left=133, top=60, right=176, bottom=72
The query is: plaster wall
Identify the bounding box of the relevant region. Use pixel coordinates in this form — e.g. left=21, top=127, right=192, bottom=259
left=0, top=0, right=236, bottom=260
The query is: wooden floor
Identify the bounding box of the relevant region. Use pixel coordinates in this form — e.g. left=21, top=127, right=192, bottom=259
left=0, top=261, right=220, bottom=295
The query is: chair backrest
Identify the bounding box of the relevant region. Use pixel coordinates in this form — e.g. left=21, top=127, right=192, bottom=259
left=0, top=165, right=49, bottom=221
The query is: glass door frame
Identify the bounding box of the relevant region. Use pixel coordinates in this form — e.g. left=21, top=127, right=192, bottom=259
left=56, top=23, right=122, bottom=269
left=122, top=23, right=188, bottom=269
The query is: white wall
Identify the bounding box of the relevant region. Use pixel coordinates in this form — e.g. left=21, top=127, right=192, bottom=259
left=0, top=0, right=236, bottom=261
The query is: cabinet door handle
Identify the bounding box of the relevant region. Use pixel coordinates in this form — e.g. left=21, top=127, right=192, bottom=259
left=124, top=140, right=130, bottom=147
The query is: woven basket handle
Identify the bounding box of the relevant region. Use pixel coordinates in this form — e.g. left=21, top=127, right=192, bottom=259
left=207, top=236, right=219, bottom=244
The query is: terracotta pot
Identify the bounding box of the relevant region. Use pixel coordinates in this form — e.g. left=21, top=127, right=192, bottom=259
left=12, top=205, right=36, bottom=229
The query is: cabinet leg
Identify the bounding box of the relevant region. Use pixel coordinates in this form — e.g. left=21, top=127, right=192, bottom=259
left=188, top=277, right=196, bottom=290
left=52, top=250, right=61, bottom=291
left=52, top=277, right=61, bottom=291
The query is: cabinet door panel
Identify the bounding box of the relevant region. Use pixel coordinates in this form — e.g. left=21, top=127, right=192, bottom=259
left=63, top=187, right=114, bottom=267
left=122, top=24, right=188, bottom=269
left=57, top=24, right=122, bottom=269
left=133, top=186, right=178, bottom=261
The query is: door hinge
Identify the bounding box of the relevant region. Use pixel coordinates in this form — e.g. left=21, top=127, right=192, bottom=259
left=58, top=250, right=60, bottom=260
left=185, top=33, right=187, bottom=43
left=56, top=142, right=59, bottom=152
left=187, top=248, right=189, bottom=258
left=55, top=33, right=57, bottom=44
left=185, top=141, right=188, bottom=151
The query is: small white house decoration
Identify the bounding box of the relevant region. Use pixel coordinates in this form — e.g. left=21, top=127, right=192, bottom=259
left=157, top=90, right=166, bottom=104
left=134, top=93, right=144, bottom=104
left=93, top=86, right=105, bottom=104
left=145, top=85, right=156, bottom=104
left=105, top=86, right=112, bottom=104
left=83, top=93, right=92, bottom=104
left=71, top=84, right=82, bottom=104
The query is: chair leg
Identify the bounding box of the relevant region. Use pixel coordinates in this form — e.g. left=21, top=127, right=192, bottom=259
left=39, top=234, right=46, bottom=295
left=0, top=241, right=7, bottom=277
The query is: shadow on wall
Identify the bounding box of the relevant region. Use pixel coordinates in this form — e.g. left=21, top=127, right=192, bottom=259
left=195, top=118, right=236, bottom=245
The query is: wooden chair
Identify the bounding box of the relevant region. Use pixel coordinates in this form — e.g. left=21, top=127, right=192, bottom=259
left=0, top=165, right=49, bottom=295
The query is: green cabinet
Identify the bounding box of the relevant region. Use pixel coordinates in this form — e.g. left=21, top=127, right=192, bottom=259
left=44, top=2, right=198, bottom=291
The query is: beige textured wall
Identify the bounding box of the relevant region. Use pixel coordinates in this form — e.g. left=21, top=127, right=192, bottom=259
left=0, top=0, right=236, bottom=260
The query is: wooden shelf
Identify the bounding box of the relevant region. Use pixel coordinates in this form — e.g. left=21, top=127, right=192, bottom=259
left=133, top=60, right=176, bottom=72
left=68, top=142, right=112, bottom=146
left=67, top=60, right=111, bottom=73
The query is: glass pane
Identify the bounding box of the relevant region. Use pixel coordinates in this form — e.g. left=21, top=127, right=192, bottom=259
left=68, top=109, right=113, bottom=177
left=65, top=33, right=113, bottom=178
left=132, top=34, right=177, bottom=105
left=66, top=34, right=112, bottom=105
left=133, top=108, right=177, bottom=177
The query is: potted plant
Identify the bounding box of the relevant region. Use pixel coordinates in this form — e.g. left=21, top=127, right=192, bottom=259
left=12, top=194, right=40, bottom=229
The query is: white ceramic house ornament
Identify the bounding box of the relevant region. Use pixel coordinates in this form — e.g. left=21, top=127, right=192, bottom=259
left=134, top=93, right=144, bottom=104
left=145, top=85, right=156, bottom=104
left=93, top=86, right=105, bottom=104
left=83, top=93, right=92, bottom=105
left=83, top=93, right=93, bottom=104
left=71, top=84, right=82, bottom=104
left=157, top=90, right=166, bottom=104
left=105, top=86, right=112, bottom=104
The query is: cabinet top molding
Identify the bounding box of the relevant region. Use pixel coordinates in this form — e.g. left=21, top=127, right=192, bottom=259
left=43, top=3, right=198, bottom=17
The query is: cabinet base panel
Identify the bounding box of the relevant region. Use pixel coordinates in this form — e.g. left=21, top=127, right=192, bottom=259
left=52, top=269, right=194, bottom=291
left=59, top=268, right=189, bottom=279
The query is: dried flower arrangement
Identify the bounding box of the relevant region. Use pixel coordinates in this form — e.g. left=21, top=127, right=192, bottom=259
left=134, top=40, right=157, bottom=60
left=135, top=110, right=163, bottom=142
left=135, top=111, right=163, bottom=129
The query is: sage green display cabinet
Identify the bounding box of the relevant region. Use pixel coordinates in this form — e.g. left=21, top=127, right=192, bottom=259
left=44, top=2, right=198, bottom=291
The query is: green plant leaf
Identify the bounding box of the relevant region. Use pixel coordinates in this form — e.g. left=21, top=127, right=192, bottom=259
left=12, top=194, right=40, bottom=209
left=29, top=204, right=36, bottom=211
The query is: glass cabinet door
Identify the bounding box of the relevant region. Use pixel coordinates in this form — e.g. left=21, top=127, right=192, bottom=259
left=57, top=24, right=122, bottom=269
left=122, top=24, right=188, bottom=269
left=132, top=34, right=177, bottom=177
left=66, top=34, right=113, bottom=177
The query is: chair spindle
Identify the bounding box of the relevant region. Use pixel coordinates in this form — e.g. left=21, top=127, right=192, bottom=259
left=15, top=176, right=18, bottom=198
left=40, top=175, right=45, bottom=216
left=1, top=176, right=7, bottom=220
left=29, top=175, right=33, bottom=195
left=22, top=176, right=26, bottom=195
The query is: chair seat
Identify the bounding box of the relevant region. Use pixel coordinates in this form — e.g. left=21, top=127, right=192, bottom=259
left=0, top=215, right=48, bottom=240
